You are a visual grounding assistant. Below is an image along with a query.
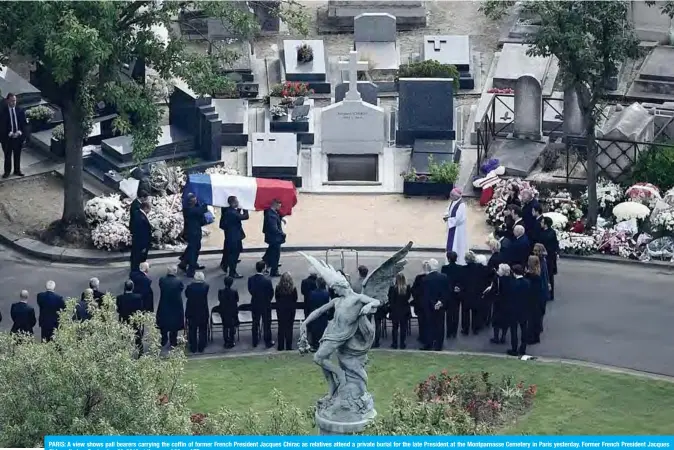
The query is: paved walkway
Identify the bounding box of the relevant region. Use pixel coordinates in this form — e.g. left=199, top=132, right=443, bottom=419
left=2, top=246, right=673, bottom=376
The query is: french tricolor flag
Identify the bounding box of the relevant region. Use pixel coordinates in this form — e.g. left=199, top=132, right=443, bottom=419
left=184, top=174, right=298, bottom=216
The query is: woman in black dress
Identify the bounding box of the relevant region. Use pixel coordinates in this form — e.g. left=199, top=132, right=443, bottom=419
left=387, top=272, right=412, bottom=349
left=275, top=272, right=298, bottom=351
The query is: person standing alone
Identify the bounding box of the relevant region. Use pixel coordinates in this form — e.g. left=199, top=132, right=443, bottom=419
left=1, top=93, right=27, bottom=178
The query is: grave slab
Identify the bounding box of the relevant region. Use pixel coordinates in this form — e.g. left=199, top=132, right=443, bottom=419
left=213, top=99, right=248, bottom=134
left=322, top=1, right=426, bottom=32
left=423, top=36, right=471, bottom=73
left=283, top=40, right=327, bottom=82
left=251, top=132, right=298, bottom=168
left=0, top=66, right=42, bottom=107
left=489, top=137, right=548, bottom=177
left=638, top=46, right=674, bottom=82
left=492, top=44, right=551, bottom=89
left=354, top=42, right=400, bottom=71
left=354, top=13, right=396, bottom=42
left=101, top=125, right=193, bottom=163
left=397, top=78, right=455, bottom=146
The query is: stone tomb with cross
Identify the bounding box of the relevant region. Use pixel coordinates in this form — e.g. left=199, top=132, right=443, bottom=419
left=422, top=36, right=475, bottom=90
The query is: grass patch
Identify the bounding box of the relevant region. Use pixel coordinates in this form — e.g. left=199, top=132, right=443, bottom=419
left=186, top=352, right=674, bottom=435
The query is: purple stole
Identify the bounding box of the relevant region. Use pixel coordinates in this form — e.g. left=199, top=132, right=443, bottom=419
left=446, top=200, right=462, bottom=252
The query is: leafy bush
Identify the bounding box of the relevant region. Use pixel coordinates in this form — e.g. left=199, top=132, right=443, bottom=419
left=51, top=124, right=64, bottom=141
left=429, top=155, right=460, bottom=184
left=396, top=60, right=460, bottom=91
left=632, top=143, right=674, bottom=191
left=26, top=105, right=54, bottom=122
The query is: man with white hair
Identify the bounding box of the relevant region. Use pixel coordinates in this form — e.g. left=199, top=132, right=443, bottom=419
left=420, top=258, right=451, bottom=351
left=443, top=188, right=468, bottom=266
left=157, top=266, right=185, bottom=348
left=185, top=271, right=210, bottom=353
left=505, top=225, right=530, bottom=267
left=11, top=290, right=36, bottom=335
left=131, top=261, right=155, bottom=313
left=81, top=277, right=104, bottom=306
left=37, top=280, right=66, bottom=342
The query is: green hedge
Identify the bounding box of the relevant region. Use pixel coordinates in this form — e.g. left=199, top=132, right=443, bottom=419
left=632, top=142, right=674, bottom=190
left=395, top=60, right=460, bottom=91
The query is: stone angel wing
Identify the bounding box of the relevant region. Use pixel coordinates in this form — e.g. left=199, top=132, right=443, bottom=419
left=362, top=241, right=414, bottom=302
left=297, top=251, right=350, bottom=289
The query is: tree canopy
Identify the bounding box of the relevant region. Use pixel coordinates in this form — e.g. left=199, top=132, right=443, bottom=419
left=0, top=1, right=307, bottom=229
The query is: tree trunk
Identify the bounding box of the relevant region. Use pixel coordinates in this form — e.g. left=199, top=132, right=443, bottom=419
left=61, top=96, right=88, bottom=225
left=585, top=122, right=599, bottom=228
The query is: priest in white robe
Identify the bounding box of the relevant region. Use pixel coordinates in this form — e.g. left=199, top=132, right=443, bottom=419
left=443, top=188, right=468, bottom=266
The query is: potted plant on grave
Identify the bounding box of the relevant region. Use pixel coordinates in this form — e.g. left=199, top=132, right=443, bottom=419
left=270, top=104, right=288, bottom=120
left=26, top=105, right=54, bottom=132
left=50, top=124, right=65, bottom=157
left=401, top=155, right=459, bottom=198
left=264, top=81, right=314, bottom=105
left=395, top=60, right=460, bottom=91
left=296, top=42, right=313, bottom=63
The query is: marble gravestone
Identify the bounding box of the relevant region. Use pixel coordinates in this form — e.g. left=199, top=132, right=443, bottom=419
left=513, top=75, right=543, bottom=141
left=396, top=78, right=455, bottom=146
left=354, top=13, right=399, bottom=72
left=563, top=86, right=586, bottom=143
left=282, top=39, right=330, bottom=93
left=321, top=52, right=386, bottom=156
left=334, top=81, right=378, bottom=106
left=493, top=44, right=551, bottom=90
left=250, top=132, right=300, bottom=185
left=422, top=35, right=475, bottom=90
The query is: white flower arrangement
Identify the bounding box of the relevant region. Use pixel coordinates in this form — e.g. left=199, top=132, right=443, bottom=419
left=205, top=165, right=240, bottom=176
left=491, top=178, right=539, bottom=202
left=543, top=212, right=568, bottom=230
left=485, top=198, right=507, bottom=226
left=612, top=201, right=650, bottom=222
left=149, top=162, right=186, bottom=195
left=581, top=178, right=624, bottom=212
left=91, top=221, right=132, bottom=251
left=557, top=231, right=598, bottom=255
left=663, top=187, right=674, bottom=208
left=84, top=194, right=127, bottom=226
left=625, top=182, right=661, bottom=207
left=594, top=228, right=637, bottom=259
left=652, top=209, right=674, bottom=234
left=545, top=190, right=582, bottom=225
left=148, top=194, right=184, bottom=245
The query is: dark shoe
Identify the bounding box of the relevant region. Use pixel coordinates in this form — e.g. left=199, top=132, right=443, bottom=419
left=269, top=272, right=281, bottom=278
left=252, top=343, right=258, bottom=348
left=14, top=172, right=24, bottom=177
left=265, top=341, right=275, bottom=349
left=390, top=343, right=398, bottom=349
left=499, top=337, right=506, bottom=344
left=197, top=265, right=205, bottom=270
left=518, top=347, right=527, bottom=356
left=178, top=264, right=187, bottom=272
left=224, top=343, right=234, bottom=349
left=237, top=259, right=241, bottom=263
left=400, top=343, right=407, bottom=350
left=2, top=173, right=9, bottom=179
left=220, top=264, right=228, bottom=272
left=277, top=347, right=284, bottom=352
left=230, top=273, right=243, bottom=279
left=433, top=347, right=443, bottom=351
left=420, top=346, right=432, bottom=351
left=507, top=349, right=519, bottom=356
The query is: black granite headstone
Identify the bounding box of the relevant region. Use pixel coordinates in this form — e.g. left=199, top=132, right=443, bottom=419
left=397, top=78, right=455, bottom=146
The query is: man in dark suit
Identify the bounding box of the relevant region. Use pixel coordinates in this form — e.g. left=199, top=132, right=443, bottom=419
left=441, top=251, right=463, bottom=339
left=530, top=204, right=544, bottom=245
left=185, top=271, right=210, bottom=353
left=506, top=225, right=531, bottom=267
left=300, top=270, right=318, bottom=319
left=129, top=189, right=149, bottom=232
left=75, top=289, right=94, bottom=321
left=130, top=261, right=154, bottom=312
left=536, top=216, right=560, bottom=300
left=116, top=280, right=144, bottom=351
left=0, top=93, right=27, bottom=178
left=130, top=201, right=152, bottom=273
left=219, top=195, right=249, bottom=278
left=507, top=265, right=532, bottom=356
left=262, top=199, right=286, bottom=277
left=179, top=195, right=208, bottom=278
left=81, top=277, right=105, bottom=306
left=37, top=280, right=66, bottom=342
left=248, top=260, right=275, bottom=348
left=157, top=266, right=185, bottom=348
left=521, top=189, right=540, bottom=239
left=11, top=290, right=36, bottom=335
left=421, top=259, right=450, bottom=351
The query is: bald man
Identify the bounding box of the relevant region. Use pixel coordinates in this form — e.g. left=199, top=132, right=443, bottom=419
left=11, top=290, right=36, bottom=335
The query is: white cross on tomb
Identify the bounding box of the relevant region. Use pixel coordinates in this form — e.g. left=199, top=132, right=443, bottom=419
left=338, top=50, right=369, bottom=101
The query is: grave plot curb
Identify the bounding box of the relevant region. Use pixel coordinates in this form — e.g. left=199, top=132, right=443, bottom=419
left=1, top=225, right=672, bottom=270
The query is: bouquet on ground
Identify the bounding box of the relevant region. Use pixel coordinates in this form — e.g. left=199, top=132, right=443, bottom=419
left=625, top=182, right=661, bottom=208
left=581, top=178, right=624, bottom=215
left=84, top=194, right=127, bottom=226
left=557, top=231, right=598, bottom=255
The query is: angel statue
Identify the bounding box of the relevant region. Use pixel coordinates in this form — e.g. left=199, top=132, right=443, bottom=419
left=297, top=242, right=413, bottom=426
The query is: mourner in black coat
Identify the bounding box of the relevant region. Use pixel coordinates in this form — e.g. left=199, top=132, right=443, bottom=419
left=421, top=261, right=451, bottom=351
left=75, top=290, right=94, bottom=321
left=461, top=254, right=489, bottom=335
left=180, top=196, right=208, bottom=278
left=441, top=252, right=463, bottom=339
left=485, top=243, right=504, bottom=327
left=117, top=280, right=144, bottom=351
left=387, top=274, right=412, bottom=349
left=521, top=191, right=541, bottom=242
left=262, top=200, right=286, bottom=277
left=0, top=94, right=27, bottom=178
left=300, top=273, right=318, bottom=319
left=506, top=227, right=531, bottom=267
left=529, top=204, right=544, bottom=245
left=37, top=283, right=66, bottom=342
left=536, top=216, right=560, bottom=300
left=185, top=276, right=210, bottom=353
left=274, top=274, right=298, bottom=351
left=157, top=268, right=185, bottom=348
left=505, top=265, right=532, bottom=356
left=10, top=291, right=36, bottom=335
left=410, top=270, right=428, bottom=344
left=218, top=277, right=239, bottom=348
left=130, top=263, right=154, bottom=313
left=219, top=195, right=249, bottom=278
left=130, top=201, right=152, bottom=273
left=129, top=190, right=149, bottom=234
left=248, top=261, right=275, bottom=348
left=308, top=280, right=330, bottom=350
left=372, top=286, right=389, bottom=348
left=489, top=269, right=511, bottom=344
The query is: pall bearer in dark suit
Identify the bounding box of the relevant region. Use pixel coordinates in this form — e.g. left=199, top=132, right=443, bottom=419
left=11, top=290, right=37, bottom=335
left=262, top=199, right=286, bottom=277
left=130, top=201, right=152, bottom=273
left=0, top=93, right=27, bottom=178
left=220, top=195, right=249, bottom=278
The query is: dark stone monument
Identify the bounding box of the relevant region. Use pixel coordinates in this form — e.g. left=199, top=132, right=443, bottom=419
left=252, top=1, right=281, bottom=33
left=334, top=81, right=378, bottom=105
left=396, top=78, right=455, bottom=146
left=0, top=66, right=42, bottom=107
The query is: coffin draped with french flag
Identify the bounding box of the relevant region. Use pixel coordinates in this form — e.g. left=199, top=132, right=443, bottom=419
left=184, top=174, right=298, bottom=216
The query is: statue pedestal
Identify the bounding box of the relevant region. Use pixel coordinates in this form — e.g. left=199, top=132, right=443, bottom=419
left=315, top=409, right=377, bottom=435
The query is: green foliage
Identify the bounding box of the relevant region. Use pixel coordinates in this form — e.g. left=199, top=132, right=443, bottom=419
left=26, top=105, right=54, bottom=122
left=396, top=60, right=460, bottom=91
left=0, top=1, right=307, bottom=223
left=646, top=0, right=674, bottom=19
left=479, top=0, right=516, bottom=20
left=428, top=156, right=460, bottom=184
left=52, top=124, right=65, bottom=141
left=632, top=143, right=674, bottom=191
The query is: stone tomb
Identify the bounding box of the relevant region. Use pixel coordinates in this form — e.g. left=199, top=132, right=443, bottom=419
left=267, top=97, right=315, bottom=145
left=397, top=78, right=455, bottom=146
left=249, top=132, right=301, bottom=186
left=282, top=39, right=330, bottom=94
left=212, top=99, right=249, bottom=146
left=492, top=44, right=552, bottom=90
left=354, top=14, right=400, bottom=72
left=627, top=46, right=674, bottom=103
left=334, top=81, right=378, bottom=105
left=251, top=1, right=281, bottom=34
left=410, top=139, right=459, bottom=175
left=513, top=75, right=543, bottom=141
left=0, top=66, right=42, bottom=107
left=321, top=0, right=426, bottom=32
left=422, top=36, right=475, bottom=90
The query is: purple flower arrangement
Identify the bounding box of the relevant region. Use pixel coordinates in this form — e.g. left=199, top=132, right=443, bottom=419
left=480, top=158, right=500, bottom=175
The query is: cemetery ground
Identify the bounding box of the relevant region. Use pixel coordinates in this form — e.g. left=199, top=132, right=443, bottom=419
left=185, top=352, right=674, bottom=435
